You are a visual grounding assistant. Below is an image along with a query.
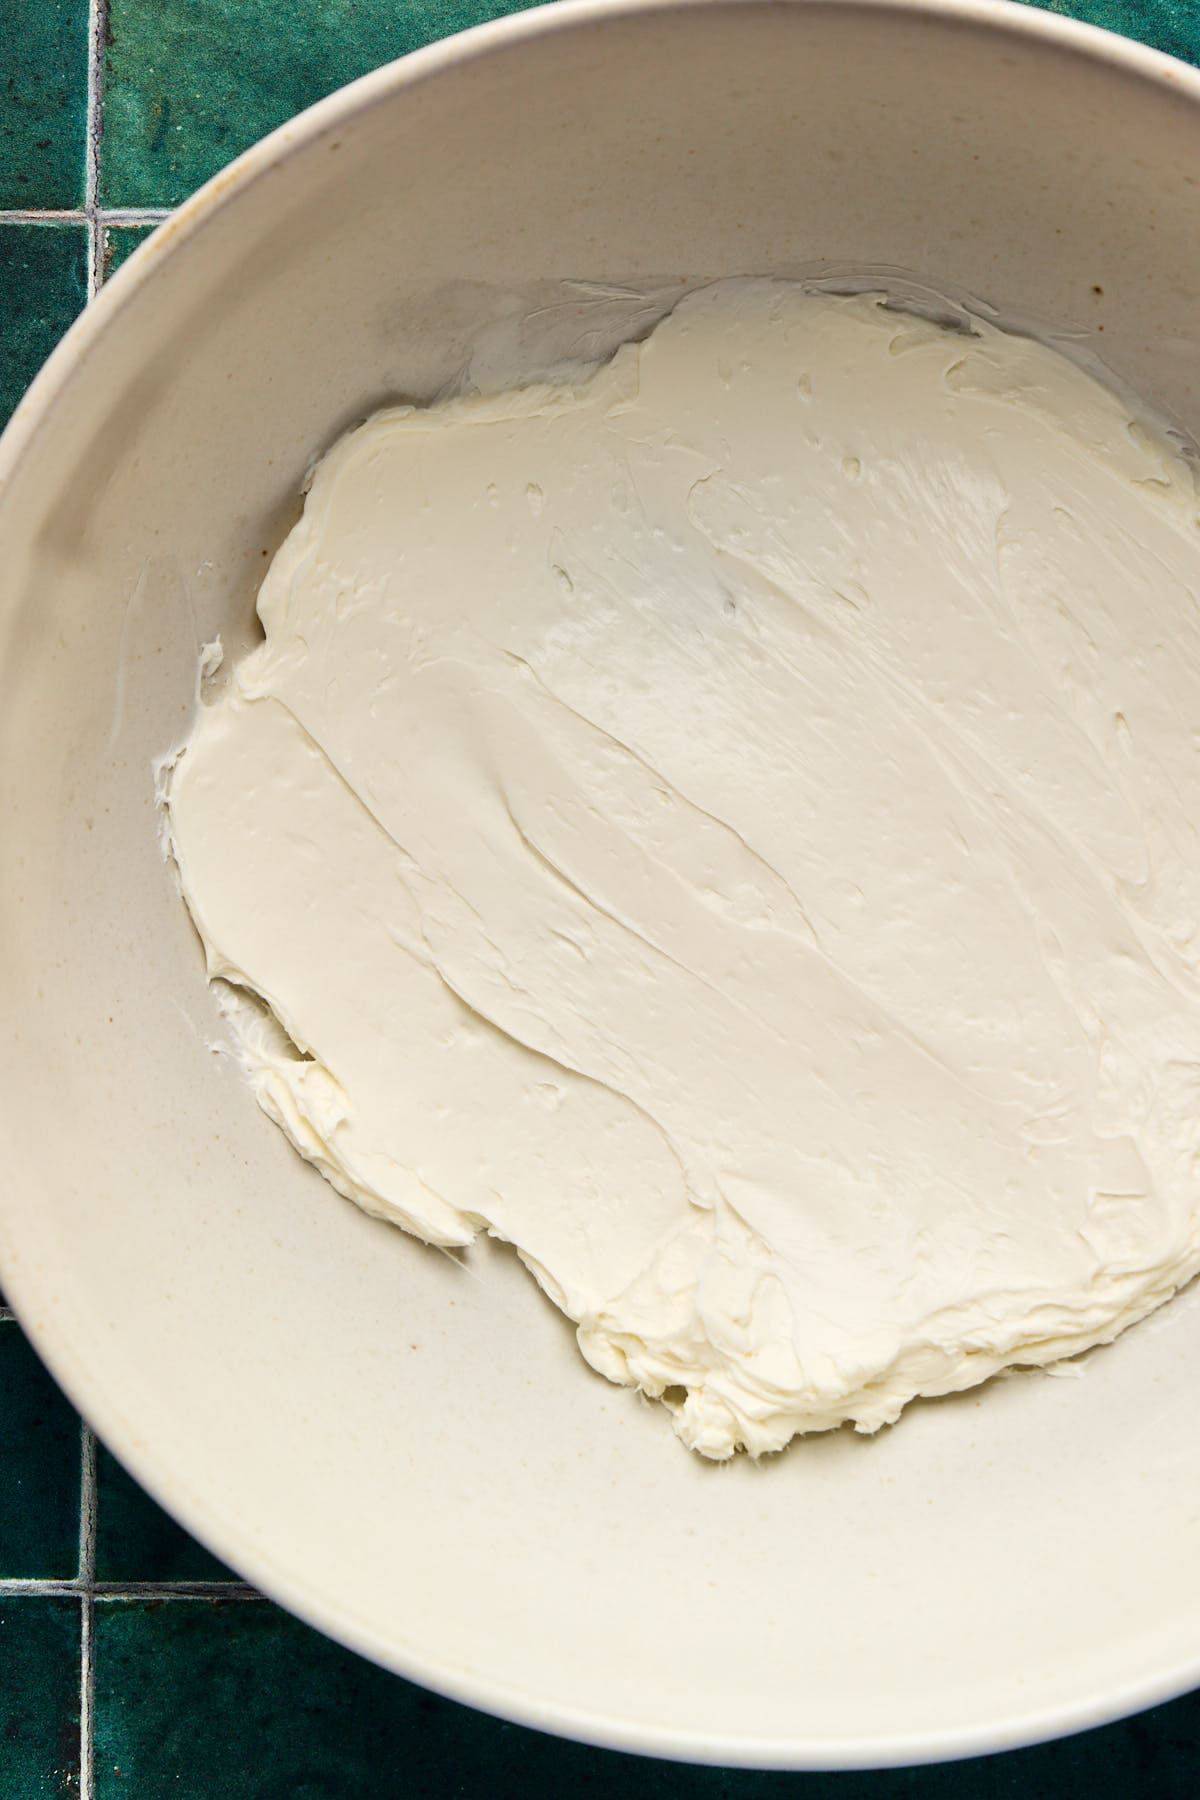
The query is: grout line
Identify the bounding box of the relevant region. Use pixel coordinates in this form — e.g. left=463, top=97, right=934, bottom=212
left=0, top=209, right=89, bottom=225
left=78, top=1425, right=97, bottom=1800
left=0, top=209, right=170, bottom=227
left=84, top=0, right=106, bottom=297
left=0, top=1580, right=86, bottom=1596
left=0, top=1578, right=261, bottom=1600
left=101, top=208, right=172, bottom=224
left=102, top=1582, right=263, bottom=1601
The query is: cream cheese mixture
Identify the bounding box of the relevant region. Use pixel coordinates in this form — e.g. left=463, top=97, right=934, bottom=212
left=165, top=281, right=1200, bottom=1459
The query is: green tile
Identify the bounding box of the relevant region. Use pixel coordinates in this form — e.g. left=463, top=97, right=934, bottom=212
left=94, top=1445, right=235, bottom=1583
left=0, top=223, right=88, bottom=431
left=0, top=1321, right=80, bottom=1579
left=1020, top=0, right=1200, bottom=63
left=0, top=0, right=89, bottom=208
left=100, top=0, right=550, bottom=209
left=0, top=1598, right=80, bottom=1796
left=100, top=221, right=155, bottom=281
left=94, top=0, right=1200, bottom=212
left=84, top=1591, right=1200, bottom=1800
left=89, top=1600, right=697, bottom=1800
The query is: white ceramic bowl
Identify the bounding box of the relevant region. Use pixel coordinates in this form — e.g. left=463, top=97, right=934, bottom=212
left=3, top=0, right=1200, bottom=1769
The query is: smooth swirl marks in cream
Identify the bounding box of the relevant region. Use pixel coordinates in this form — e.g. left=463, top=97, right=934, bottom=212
left=166, top=282, right=1200, bottom=1458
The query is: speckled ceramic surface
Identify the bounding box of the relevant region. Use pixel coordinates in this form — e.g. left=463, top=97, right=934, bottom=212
left=4, top=0, right=1200, bottom=1781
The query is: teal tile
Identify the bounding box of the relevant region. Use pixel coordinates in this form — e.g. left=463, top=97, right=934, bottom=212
left=94, top=0, right=1200, bottom=212
left=100, top=221, right=155, bottom=281
left=0, top=0, right=89, bottom=207
left=1020, top=0, right=1200, bottom=63
left=0, top=1598, right=80, bottom=1796
left=0, top=1321, right=80, bottom=1579
left=84, top=1592, right=1200, bottom=1800
left=100, top=0, right=550, bottom=208
left=94, top=1445, right=235, bottom=1583
left=0, top=223, right=88, bottom=431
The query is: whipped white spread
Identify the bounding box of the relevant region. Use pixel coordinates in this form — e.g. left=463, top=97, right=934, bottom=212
left=166, top=281, right=1200, bottom=1459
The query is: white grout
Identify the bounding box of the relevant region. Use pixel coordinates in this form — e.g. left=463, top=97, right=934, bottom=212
left=101, top=207, right=172, bottom=224
left=5, top=1455, right=258, bottom=1800
left=0, top=1580, right=87, bottom=1597
left=0, top=0, right=170, bottom=290
left=0, top=209, right=90, bottom=225
left=0, top=1577, right=260, bottom=1599
left=84, top=0, right=106, bottom=296
left=0, top=209, right=169, bottom=227
left=78, top=1424, right=98, bottom=1800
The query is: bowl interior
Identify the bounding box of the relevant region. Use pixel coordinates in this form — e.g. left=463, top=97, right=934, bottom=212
left=3, top=0, right=1200, bottom=1767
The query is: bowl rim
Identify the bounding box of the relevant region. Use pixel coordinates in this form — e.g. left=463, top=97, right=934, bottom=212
left=4, top=0, right=1200, bottom=1769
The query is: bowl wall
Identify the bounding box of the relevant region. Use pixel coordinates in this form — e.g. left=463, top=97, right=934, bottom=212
left=3, top=0, right=1200, bottom=1767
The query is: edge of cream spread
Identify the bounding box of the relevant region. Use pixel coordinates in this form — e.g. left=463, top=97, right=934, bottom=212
left=164, top=280, right=1200, bottom=1459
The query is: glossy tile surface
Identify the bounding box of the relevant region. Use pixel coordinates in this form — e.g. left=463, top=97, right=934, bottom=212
left=0, top=1600, right=80, bottom=1796
left=0, top=0, right=89, bottom=207
left=94, top=1447, right=233, bottom=1584
left=1026, top=0, right=1200, bottom=61
left=99, top=222, right=155, bottom=279
left=0, top=223, right=88, bottom=429
left=100, top=0, right=548, bottom=207
left=0, top=1321, right=81, bottom=1578
left=83, top=1602, right=1200, bottom=1800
